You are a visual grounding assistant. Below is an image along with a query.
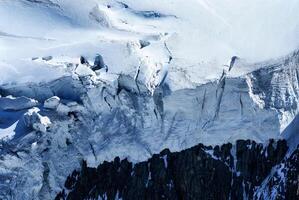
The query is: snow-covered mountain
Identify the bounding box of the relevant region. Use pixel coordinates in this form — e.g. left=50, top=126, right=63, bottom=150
left=1, top=0, right=299, bottom=199
left=2, top=0, right=299, bottom=87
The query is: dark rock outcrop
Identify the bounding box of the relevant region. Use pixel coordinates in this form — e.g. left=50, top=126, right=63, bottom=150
left=92, top=54, right=107, bottom=72
left=284, top=146, right=299, bottom=199
left=255, top=145, right=299, bottom=200
left=56, top=139, right=291, bottom=200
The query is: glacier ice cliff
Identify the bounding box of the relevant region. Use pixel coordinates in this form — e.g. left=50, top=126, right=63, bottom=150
left=1, top=50, right=299, bottom=199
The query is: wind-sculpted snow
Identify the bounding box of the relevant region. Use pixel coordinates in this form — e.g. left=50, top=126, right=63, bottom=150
left=2, top=0, right=299, bottom=89
left=0, top=51, right=299, bottom=199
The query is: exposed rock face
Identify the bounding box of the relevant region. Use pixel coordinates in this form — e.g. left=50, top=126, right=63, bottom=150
left=56, top=139, right=290, bottom=200
left=92, top=54, right=107, bottom=71
left=283, top=147, right=299, bottom=199
left=255, top=145, right=299, bottom=200
left=42, top=56, right=53, bottom=61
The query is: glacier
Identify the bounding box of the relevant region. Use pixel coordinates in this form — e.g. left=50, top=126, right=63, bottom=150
left=1, top=0, right=299, bottom=199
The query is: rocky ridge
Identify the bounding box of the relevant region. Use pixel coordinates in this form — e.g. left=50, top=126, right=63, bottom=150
left=56, top=139, right=295, bottom=200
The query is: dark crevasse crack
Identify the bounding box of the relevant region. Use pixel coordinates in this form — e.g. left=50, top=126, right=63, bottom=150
left=201, top=89, right=207, bottom=111
left=214, top=70, right=226, bottom=120
left=89, top=143, right=97, bottom=161
left=240, top=93, right=244, bottom=116
left=39, top=162, right=51, bottom=199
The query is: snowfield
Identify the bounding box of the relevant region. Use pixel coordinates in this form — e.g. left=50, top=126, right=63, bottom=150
left=1, top=0, right=299, bottom=86
left=1, top=0, right=299, bottom=199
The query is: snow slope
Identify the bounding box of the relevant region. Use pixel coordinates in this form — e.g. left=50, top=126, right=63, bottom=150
left=1, top=0, right=299, bottom=87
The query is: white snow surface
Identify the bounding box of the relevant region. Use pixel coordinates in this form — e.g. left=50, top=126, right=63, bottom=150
left=23, top=107, right=51, bottom=133
left=1, top=0, right=299, bottom=88
left=0, top=121, right=17, bottom=140
left=1, top=0, right=299, bottom=199
left=44, top=96, right=60, bottom=110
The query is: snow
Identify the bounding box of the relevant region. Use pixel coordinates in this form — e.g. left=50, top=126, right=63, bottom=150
left=0, top=96, right=39, bottom=111
left=1, top=0, right=299, bottom=89
left=23, top=107, right=51, bottom=133
left=75, top=64, right=96, bottom=77
left=162, top=155, right=168, bottom=168
left=56, top=103, right=71, bottom=115
left=1, top=0, right=299, bottom=199
left=44, top=96, right=60, bottom=110
left=0, top=121, right=17, bottom=140
left=254, top=163, right=287, bottom=200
